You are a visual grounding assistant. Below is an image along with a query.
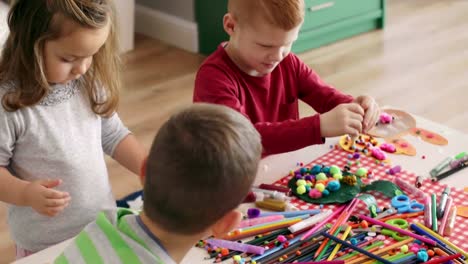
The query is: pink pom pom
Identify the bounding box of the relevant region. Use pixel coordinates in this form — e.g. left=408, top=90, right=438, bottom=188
left=277, top=235, right=287, bottom=243
left=380, top=112, right=393, bottom=124
left=308, top=189, right=322, bottom=199
left=380, top=143, right=396, bottom=153
left=371, top=147, right=387, bottom=160
left=389, top=165, right=402, bottom=175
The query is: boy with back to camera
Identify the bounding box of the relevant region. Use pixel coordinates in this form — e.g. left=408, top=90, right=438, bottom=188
left=55, top=103, right=262, bottom=263
left=194, top=0, right=380, bottom=155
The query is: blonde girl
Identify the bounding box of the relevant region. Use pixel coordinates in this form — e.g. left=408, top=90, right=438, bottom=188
left=0, top=0, right=146, bottom=258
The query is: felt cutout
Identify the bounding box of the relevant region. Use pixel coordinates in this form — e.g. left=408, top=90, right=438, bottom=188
left=361, top=180, right=405, bottom=198
left=385, top=137, right=417, bottom=156
left=410, top=127, right=448, bottom=146
left=457, top=206, right=468, bottom=218
left=338, top=134, right=392, bottom=162
left=367, top=109, right=416, bottom=139
left=339, top=134, right=379, bottom=153
left=289, top=172, right=402, bottom=205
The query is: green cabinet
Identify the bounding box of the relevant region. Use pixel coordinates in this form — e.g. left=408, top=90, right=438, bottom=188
left=195, top=0, right=386, bottom=55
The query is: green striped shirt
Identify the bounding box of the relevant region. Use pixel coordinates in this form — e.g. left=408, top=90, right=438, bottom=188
left=55, top=208, right=176, bottom=264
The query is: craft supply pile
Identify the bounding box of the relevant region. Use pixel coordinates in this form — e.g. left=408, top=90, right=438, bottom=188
left=195, top=110, right=468, bottom=264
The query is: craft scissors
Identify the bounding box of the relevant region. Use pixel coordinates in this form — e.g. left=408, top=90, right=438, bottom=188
left=391, top=194, right=425, bottom=213
left=381, top=218, right=409, bottom=241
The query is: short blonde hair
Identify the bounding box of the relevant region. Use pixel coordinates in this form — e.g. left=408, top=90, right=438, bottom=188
left=0, top=0, right=120, bottom=116
left=228, top=0, right=305, bottom=30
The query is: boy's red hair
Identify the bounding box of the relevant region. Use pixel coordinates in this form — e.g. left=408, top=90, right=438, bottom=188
left=228, top=0, right=304, bottom=30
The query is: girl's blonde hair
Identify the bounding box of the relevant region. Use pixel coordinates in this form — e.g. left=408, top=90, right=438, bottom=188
left=0, top=0, right=120, bottom=116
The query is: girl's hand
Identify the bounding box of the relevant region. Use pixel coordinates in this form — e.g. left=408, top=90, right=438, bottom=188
left=353, top=95, right=380, bottom=132
left=22, top=179, right=71, bottom=217
left=320, top=103, right=365, bottom=137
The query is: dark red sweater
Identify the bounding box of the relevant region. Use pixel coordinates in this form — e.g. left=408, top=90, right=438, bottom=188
left=194, top=46, right=353, bottom=155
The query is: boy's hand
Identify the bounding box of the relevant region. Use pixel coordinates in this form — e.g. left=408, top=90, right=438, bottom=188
left=353, top=95, right=380, bottom=132
left=21, top=179, right=71, bottom=217
left=320, top=103, right=364, bottom=137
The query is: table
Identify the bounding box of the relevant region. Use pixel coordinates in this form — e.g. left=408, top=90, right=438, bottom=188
left=14, top=114, right=468, bottom=264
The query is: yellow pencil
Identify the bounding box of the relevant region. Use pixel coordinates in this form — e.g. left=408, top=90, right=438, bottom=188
left=346, top=238, right=414, bottom=264
left=327, top=225, right=352, bottom=260
left=414, top=222, right=468, bottom=258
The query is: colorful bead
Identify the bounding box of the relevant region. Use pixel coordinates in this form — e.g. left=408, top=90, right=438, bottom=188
left=220, top=248, right=229, bottom=256
left=277, top=235, right=287, bottom=243
left=360, top=220, right=369, bottom=228
left=400, top=245, right=408, bottom=253
left=417, top=250, right=429, bottom=262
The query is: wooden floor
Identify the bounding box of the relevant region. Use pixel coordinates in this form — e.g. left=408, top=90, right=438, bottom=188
left=1, top=0, right=467, bottom=262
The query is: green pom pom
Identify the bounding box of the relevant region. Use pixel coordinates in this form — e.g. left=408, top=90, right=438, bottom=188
left=329, top=165, right=341, bottom=175
left=296, top=179, right=307, bottom=186
left=356, top=168, right=368, bottom=177
left=333, top=173, right=343, bottom=180
left=316, top=172, right=327, bottom=181
left=296, top=185, right=307, bottom=195
left=315, top=183, right=325, bottom=192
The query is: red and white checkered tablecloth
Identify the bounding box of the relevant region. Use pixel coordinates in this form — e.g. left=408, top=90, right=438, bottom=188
left=272, top=148, right=468, bottom=251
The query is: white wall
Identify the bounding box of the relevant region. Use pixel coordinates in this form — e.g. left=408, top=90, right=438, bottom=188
left=115, top=0, right=135, bottom=52
left=0, top=1, right=134, bottom=53
left=134, top=0, right=198, bottom=53
left=0, top=1, right=8, bottom=47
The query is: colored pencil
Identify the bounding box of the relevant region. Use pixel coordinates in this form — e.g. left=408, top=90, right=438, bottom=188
left=412, top=222, right=468, bottom=258
left=409, top=223, right=459, bottom=257
left=300, top=207, right=345, bottom=240
left=345, top=238, right=413, bottom=264
left=377, top=211, right=424, bottom=222
left=327, top=225, right=352, bottom=260
left=359, top=214, right=437, bottom=245
left=320, top=231, right=393, bottom=264
left=251, top=226, right=328, bottom=262
left=316, top=226, right=342, bottom=260
left=424, top=253, right=462, bottom=264
left=314, top=199, right=358, bottom=258
left=287, top=260, right=345, bottom=264
left=289, top=209, right=333, bottom=233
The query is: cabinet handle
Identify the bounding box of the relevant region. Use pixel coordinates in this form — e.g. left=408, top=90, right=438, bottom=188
left=308, top=1, right=335, bottom=12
